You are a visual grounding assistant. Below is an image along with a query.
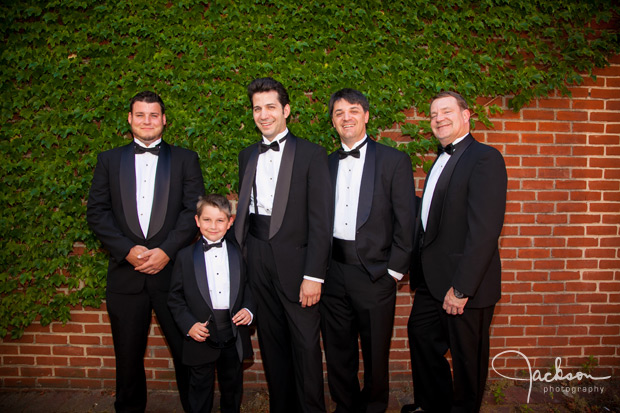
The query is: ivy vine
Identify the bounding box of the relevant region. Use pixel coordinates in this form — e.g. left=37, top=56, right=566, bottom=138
left=1, top=0, right=618, bottom=338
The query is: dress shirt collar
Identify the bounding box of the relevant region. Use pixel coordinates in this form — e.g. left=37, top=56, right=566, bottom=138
left=134, top=138, right=162, bottom=148
left=341, top=134, right=368, bottom=152
left=262, top=128, right=289, bottom=145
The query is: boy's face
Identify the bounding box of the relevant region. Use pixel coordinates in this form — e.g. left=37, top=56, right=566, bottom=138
left=195, top=205, right=233, bottom=242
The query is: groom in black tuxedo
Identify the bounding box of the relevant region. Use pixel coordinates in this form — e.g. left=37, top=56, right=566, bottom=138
left=402, top=91, right=507, bottom=413
left=87, top=91, right=204, bottom=412
left=320, top=88, right=415, bottom=413
left=234, top=78, right=331, bottom=413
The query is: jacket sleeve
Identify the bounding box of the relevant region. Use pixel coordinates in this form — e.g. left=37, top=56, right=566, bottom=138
left=387, top=151, right=416, bottom=274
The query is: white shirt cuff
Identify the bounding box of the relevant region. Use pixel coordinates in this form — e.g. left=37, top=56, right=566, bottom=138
left=303, top=275, right=324, bottom=284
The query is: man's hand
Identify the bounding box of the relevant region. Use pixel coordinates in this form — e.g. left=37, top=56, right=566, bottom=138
left=134, top=248, right=170, bottom=274
left=188, top=321, right=210, bottom=342
left=299, top=279, right=322, bottom=308
left=232, top=309, right=252, bottom=326
left=443, top=287, right=468, bottom=315
left=126, top=245, right=148, bottom=268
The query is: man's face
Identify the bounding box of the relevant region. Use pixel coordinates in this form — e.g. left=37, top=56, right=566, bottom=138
left=430, top=96, right=470, bottom=146
left=252, top=90, right=290, bottom=141
left=331, top=99, right=369, bottom=147
left=128, top=101, right=166, bottom=146
left=195, top=205, right=233, bottom=242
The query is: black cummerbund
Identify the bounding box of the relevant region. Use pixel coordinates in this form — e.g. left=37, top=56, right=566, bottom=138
left=212, top=309, right=234, bottom=345
left=332, top=238, right=361, bottom=265
left=249, top=213, right=271, bottom=241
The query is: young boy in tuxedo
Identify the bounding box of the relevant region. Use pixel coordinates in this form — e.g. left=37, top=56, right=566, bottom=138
left=168, top=194, right=255, bottom=413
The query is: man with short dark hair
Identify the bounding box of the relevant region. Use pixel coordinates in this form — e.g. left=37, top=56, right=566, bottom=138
left=88, top=90, right=204, bottom=412
left=402, top=91, right=507, bottom=413
left=235, top=78, right=331, bottom=413
left=321, top=88, right=415, bottom=412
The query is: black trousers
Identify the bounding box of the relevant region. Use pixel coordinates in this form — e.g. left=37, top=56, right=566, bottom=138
left=107, top=286, right=190, bottom=413
left=320, top=259, right=397, bottom=413
left=187, top=345, right=243, bottom=413
left=407, top=284, right=495, bottom=413
left=246, top=233, right=326, bottom=413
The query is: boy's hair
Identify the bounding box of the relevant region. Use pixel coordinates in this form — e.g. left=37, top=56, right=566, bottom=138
left=129, top=91, right=165, bottom=114
left=430, top=91, right=469, bottom=111
left=196, top=194, right=232, bottom=218
left=247, top=77, right=290, bottom=108
left=328, top=88, right=370, bottom=118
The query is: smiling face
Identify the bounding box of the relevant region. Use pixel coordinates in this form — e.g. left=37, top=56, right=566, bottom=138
left=331, top=99, right=369, bottom=148
left=195, top=205, right=233, bottom=242
left=252, top=90, right=290, bottom=141
left=128, top=101, right=166, bottom=146
left=430, top=96, right=470, bottom=146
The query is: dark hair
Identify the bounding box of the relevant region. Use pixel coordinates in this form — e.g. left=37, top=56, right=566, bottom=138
left=196, top=194, right=232, bottom=218
left=328, top=88, right=370, bottom=118
left=430, top=91, right=469, bottom=111
left=129, top=91, right=165, bottom=114
left=247, top=77, right=290, bottom=108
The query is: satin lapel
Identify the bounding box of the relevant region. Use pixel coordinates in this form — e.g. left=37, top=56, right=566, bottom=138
left=269, top=133, right=295, bottom=239
left=146, top=141, right=170, bottom=240
left=193, top=242, right=214, bottom=310
left=227, top=243, right=241, bottom=309
left=234, top=145, right=259, bottom=246
left=120, top=143, right=143, bottom=239
left=424, top=134, right=474, bottom=246
left=356, top=139, right=375, bottom=230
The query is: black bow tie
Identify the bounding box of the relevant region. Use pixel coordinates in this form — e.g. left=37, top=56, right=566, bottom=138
left=338, top=138, right=368, bottom=159
left=134, top=143, right=160, bottom=155
left=437, top=143, right=455, bottom=155
left=202, top=239, right=223, bottom=252
left=259, top=136, right=287, bottom=154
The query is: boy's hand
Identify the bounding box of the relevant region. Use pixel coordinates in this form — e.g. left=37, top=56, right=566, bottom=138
left=188, top=321, right=210, bottom=342
left=232, top=309, right=252, bottom=326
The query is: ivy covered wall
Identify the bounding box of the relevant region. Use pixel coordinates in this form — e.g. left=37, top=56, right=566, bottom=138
left=1, top=0, right=618, bottom=338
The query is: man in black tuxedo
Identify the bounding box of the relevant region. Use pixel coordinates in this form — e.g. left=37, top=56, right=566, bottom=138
left=402, top=91, right=507, bottom=413
left=168, top=194, right=255, bottom=413
left=87, top=91, right=204, bottom=412
left=320, top=88, right=415, bottom=413
left=234, top=78, right=331, bottom=413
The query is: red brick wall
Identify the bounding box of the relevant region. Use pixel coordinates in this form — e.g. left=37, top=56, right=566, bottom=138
left=1, top=57, right=618, bottom=391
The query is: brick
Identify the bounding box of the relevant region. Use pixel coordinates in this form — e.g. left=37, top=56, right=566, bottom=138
left=571, top=99, right=604, bottom=110
left=522, top=109, right=555, bottom=120
left=590, top=88, right=620, bottom=99
left=538, top=98, right=570, bottom=109
left=573, top=123, right=605, bottom=133
left=557, top=110, right=588, bottom=121
left=539, top=121, right=571, bottom=132
left=53, top=346, right=84, bottom=356
left=572, top=145, right=604, bottom=156
left=605, top=100, right=620, bottom=110
left=521, top=133, right=554, bottom=144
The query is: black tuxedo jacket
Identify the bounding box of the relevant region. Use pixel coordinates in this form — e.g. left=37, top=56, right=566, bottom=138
left=328, top=138, right=415, bottom=279
left=234, top=132, right=332, bottom=301
left=87, top=141, right=205, bottom=293
left=410, top=134, right=507, bottom=308
left=168, top=239, right=255, bottom=365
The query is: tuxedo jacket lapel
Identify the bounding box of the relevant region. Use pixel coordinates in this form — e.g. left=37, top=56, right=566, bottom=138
left=147, top=142, right=170, bottom=239
left=193, top=242, right=214, bottom=310
left=424, top=134, right=474, bottom=246
left=234, top=146, right=259, bottom=247
left=356, top=139, right=375, bottom=230
left=120, top=143, right=143, bottom=239
left=270, top=133, right=295, bottom=239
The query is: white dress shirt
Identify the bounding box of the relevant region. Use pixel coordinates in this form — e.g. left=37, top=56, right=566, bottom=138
left=203, top=238, right=254, bottom=321
left=421, top=134, right=468, bottom=230
left=333, top=137, right=367, bottom=240
left=135, top=138, right=161, bottom=237
left=250, top=129, right=288, bottom=216
left=333, top=137, right=403, bottom=280
left=203, top=238, right=231, bottom=310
